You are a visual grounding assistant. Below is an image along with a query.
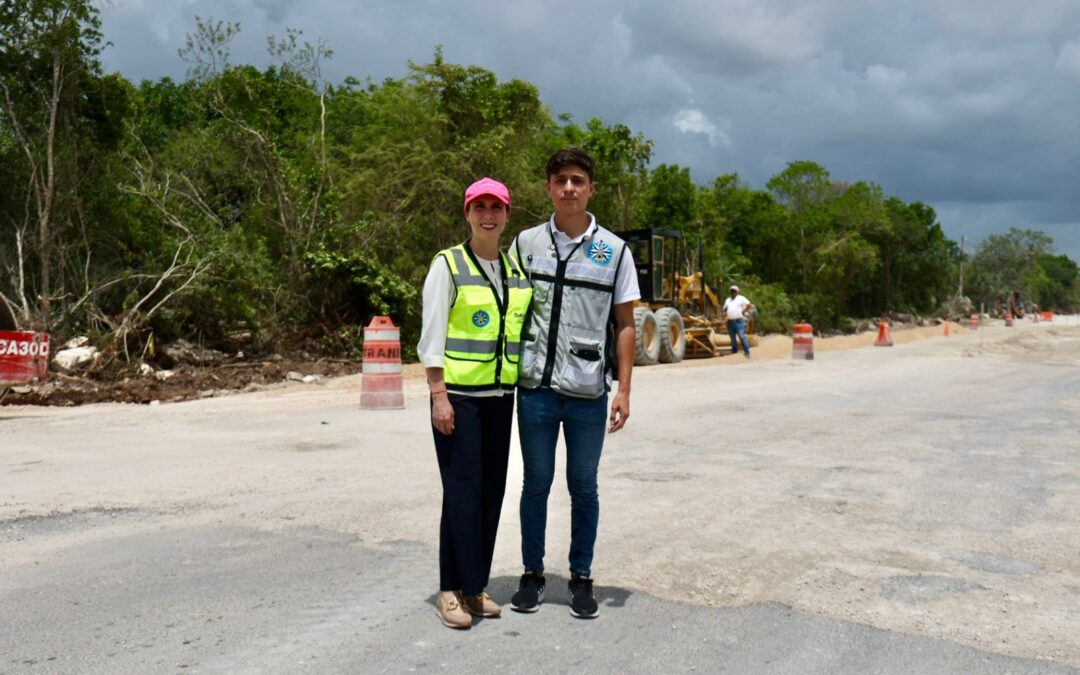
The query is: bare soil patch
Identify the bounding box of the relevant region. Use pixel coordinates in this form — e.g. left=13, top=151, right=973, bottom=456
left=1, top=356, right=360, bottom=407
left=2, top=318, right=1061, bottom=407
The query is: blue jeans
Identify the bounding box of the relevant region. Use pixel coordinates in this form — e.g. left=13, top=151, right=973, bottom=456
left=517, top=387, right=608, bottom=577
left=727, top=318, right=749, bottom=356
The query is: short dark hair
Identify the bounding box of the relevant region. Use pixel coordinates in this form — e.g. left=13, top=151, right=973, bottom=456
left=546, top=147, right=595, bottom=182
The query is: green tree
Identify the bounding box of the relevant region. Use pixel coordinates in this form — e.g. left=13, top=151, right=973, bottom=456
left=1030, top=253, right=1078, bottom=310
left=873, top=199, right=952, bottom=314
left=766, top=161, right=832, bottom=289
left=638, top=164, right=695, bottom=232
left=560, top=117, right=653, bottom=230
left=0, top=0, right=109, bottom=323
left=816, top=179, right=885, bottom=315
left=968, top=228, right=1054, bottom=308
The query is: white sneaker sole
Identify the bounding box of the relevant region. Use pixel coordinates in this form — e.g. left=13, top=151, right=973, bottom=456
left=569, top=605, right=599, bottom=619
left=510, top=587, right=545, bottom=613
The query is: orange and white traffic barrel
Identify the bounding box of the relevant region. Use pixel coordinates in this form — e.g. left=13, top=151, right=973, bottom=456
left=1005, top=312, right=1014, bottom=327
left=969, top=314, right=979, bottom=329
left=792, top=321, right=814, bottom=360
left=360, top=316, right=404, bottom=410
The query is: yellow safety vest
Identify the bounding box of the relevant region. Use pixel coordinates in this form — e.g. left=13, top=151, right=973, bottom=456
left=438, top=243, right=532, bottom=391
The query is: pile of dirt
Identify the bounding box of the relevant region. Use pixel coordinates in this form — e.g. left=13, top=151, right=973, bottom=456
left=1, top=357, right=360, bottom=407
left=967, top=325, right=1080, bottom=365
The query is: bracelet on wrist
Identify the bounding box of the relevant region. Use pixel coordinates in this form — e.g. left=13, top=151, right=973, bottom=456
left=430, top=389, right=448, bottom=397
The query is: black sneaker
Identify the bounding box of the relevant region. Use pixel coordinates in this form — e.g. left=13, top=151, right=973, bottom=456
left=568, top=574, right=599, bottom=618
left=510, top=571, right=545, bottom=613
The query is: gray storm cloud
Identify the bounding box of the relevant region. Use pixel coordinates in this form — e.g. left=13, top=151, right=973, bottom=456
left=98, top=0, right=1080, bottom=258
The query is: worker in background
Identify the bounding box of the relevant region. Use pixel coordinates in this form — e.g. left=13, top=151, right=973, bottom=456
left=724, top=284, right=754, bottom=358
left=508, top=147, right=639, bottom=619
left=418, top=177, right=533, bottom=629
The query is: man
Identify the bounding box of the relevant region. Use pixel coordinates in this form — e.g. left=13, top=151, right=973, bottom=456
left=723, top=285, right=753, bottom=358
left=508, top=147, right=638, bottom=619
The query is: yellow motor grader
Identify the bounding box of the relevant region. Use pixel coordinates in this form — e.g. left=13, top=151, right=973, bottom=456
left=619, top=228, right=757, bottom=365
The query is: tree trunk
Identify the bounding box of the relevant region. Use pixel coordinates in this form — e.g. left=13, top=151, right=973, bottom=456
left=38, top=46, right=65, bottom=319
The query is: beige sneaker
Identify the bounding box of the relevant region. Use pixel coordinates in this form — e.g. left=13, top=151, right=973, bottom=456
left=436, top=591, right=471, bottom=629
left=463, top=590, right=502, bottom=618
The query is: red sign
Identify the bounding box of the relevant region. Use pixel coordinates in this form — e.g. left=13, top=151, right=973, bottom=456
left=0, top=331, right=50, bottom=385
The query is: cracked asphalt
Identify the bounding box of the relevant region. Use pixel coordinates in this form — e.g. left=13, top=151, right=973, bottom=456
left=2, top=317, right=1078, bottom=674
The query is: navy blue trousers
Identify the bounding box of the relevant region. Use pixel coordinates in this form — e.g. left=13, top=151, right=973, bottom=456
left=432, top=393, right=514, bottom=595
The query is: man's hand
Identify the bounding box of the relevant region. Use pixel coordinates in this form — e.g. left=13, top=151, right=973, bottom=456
left=609, top=389, right=630, bottom=433
left=431, top=393, right=454, bottom=436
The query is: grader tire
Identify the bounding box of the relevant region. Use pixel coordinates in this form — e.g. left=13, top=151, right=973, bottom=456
left=655, top=307, right=686, bottom=363
left=633, top=307, right=660, bottom=365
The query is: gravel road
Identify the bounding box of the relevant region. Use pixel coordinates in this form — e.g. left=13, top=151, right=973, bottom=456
left=2, top=317, right=1078, bottom=674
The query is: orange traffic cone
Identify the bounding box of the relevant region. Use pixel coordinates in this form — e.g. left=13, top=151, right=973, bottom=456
left=874, top=321, right=893, bottom=347
left=943, top=319, right=950, bottom=337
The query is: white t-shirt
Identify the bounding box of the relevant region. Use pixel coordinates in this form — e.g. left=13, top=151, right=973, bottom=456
left=509, top=214, right=640, bottom=305
left=723, top=294, right=751, bottom=320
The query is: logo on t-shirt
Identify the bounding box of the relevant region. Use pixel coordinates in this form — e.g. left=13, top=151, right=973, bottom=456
left=587, top=240, right=614, bottom=266
left=472, top=310, right=491, bottom=328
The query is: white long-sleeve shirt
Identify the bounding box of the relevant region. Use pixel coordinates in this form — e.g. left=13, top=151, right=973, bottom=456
left=417, top=251, right=506, bottom=397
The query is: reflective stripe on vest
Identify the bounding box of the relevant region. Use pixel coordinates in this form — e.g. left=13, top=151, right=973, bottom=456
left=513, top=219, right=627, bottom=399
left=438, top=243, right=532, bottom=391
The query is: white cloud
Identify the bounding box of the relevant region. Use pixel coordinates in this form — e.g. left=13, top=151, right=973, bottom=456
left=865, top=64, right=906, bottom=91
left=674, top=109, right=731, bottom=148
left=1056, top=41, right=1080, bottom=77
left=624, top=0, right=827, bottom=75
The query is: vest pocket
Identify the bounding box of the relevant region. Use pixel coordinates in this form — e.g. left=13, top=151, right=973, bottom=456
left=518, top=337, right=541, bottom=381
left=564, top=335, right=604, bottom=390
left=444, top=333, right=498, bottom=363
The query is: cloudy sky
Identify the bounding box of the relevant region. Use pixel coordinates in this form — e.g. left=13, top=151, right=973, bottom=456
left=98, top=0, right=1080, bottom=260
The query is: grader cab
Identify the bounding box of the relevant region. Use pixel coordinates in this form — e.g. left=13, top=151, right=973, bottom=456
left=619, top=228, right=755, bottom=365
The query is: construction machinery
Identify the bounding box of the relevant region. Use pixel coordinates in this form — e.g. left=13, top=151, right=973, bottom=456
left=0, top=295, right=50, bottom=389
left=618, top=228, right=756, bottom=365
left=1007, top=290, right=1025, bottom=319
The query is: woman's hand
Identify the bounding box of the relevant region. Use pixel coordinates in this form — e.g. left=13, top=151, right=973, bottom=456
left=431, top=392, right=454, bottom=436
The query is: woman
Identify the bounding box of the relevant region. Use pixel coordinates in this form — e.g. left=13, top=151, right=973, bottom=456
left=417, top=177, right=532, bottom=629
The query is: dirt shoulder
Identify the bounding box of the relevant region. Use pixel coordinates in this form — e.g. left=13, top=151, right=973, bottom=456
left=1, top=356, right=361, bottom=407
left=0, top=318, right=1033, bottom=407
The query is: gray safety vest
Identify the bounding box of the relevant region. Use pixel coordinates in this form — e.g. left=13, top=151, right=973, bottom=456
left=513, top=219, right=628, bottom=399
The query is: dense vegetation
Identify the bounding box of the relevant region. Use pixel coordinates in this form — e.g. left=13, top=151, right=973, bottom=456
left=2, top=1, right=1077, bottom=362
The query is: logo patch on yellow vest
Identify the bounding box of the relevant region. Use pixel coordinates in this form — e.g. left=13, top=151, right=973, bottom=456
left=472, top=310, right=491, bottom=328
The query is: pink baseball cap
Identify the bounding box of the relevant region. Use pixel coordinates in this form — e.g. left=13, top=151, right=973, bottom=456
left=464, top=177, right=511, bottom=213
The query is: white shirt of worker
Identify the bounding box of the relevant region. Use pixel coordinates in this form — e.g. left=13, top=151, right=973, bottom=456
left=508, top=214, right=638, bottom=398
left=724, top=294, right=751, bottom=320
left=512, top=216, right=640, bottom=305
